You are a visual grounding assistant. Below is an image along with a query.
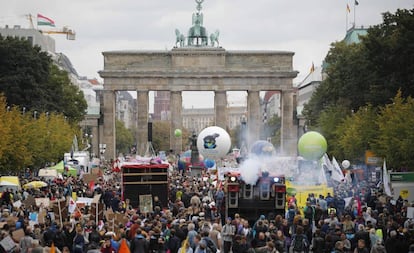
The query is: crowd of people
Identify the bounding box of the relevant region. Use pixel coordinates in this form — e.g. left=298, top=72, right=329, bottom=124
left=0, top=160, right=413, bottom=253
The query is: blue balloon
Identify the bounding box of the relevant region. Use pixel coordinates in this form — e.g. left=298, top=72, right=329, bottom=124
left=250, top=140, right=275, bottom=156
left=204, top=158, right=215, bottom=168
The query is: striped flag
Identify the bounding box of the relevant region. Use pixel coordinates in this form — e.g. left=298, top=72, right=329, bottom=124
left=37, top=14, right=55, bottom=27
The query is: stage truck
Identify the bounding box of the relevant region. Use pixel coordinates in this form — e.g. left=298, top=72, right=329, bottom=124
left=121, top=162, right=169, bottom=210
left=224, top=170, right=287, bottom=221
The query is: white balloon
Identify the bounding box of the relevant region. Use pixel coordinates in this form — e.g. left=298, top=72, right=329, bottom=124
left=197, top=126, right=231, bottom=160
left=342, top=160, right=351, bottom=169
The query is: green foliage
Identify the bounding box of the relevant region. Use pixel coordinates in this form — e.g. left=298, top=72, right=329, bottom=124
left=363, top=9, right=414, bottom=106
left=265, top=115, right=281, bottom=149
left=48, top=65, right=87, bottom=122
left=335, top=105, right=378, bottom=163
left=0, top=36, right=50, bottom=108
left=115, top=120, right=134, bottom=155
left=373, top=91, right=414, bottom=169
left=316, top=104, right=350, bottom=158
left=302, top=8, right=414, bottom=170
left=0, top=94, right=77, bottom=172
left=152, top=120, right=170, bottom=153
left=0, top=36, right=87, bottom=123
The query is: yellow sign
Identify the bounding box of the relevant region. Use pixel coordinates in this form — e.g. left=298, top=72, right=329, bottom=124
left=400, top=189, right=409, bottom=199
left=285, top=180, right=333, bottom=211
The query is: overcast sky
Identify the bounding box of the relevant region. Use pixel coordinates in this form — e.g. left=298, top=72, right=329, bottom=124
left=1, top=0, right=413, bottom=108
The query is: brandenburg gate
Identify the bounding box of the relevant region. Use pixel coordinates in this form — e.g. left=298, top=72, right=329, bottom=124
left=99, top=0, right=298, bottom=159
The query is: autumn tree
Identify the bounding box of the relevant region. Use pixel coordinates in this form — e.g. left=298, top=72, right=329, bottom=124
left=373, top=92, right=414, bottom=169
left=335, top=105, right=378, bottom=163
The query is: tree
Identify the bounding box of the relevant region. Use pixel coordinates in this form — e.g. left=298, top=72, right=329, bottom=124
left=0, top=36, right=87, bottom=122
left=303, top=41, right=372, bottom=124
left=152, top=120, right=170, bottom=153
left=304, top=8, right=414, bottom=127
left=47, top=65, right=87, bottom=122
left=335, top=104, right=378, bottom=163
left=265, top=115, right=281, bottom=149
left=0, top=94, right=78, bottom=172
left=316, top=104, right=350, bottom=159
left=373, top=91, right=414, bottom=169
left=0, top=36, right=50, bottom=109
left=116, top=120, right=134, bottom=155
left=363, top=8, right=414, bottom=106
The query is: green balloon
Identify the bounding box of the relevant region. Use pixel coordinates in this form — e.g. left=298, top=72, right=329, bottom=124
left=298, top=131, right=327, bottom=160
left=174, top=129, right=182, bottom=137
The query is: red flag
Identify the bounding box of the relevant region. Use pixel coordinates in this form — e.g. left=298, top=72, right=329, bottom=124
left=89, top=180, right=95, bottom=191
left=118, top=239, right=130, bottom=253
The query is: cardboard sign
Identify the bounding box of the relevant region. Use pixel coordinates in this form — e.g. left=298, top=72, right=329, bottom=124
left=0, top=236, right=16, bottom=252
left=83, top=174, right=98, bottom=184
left=90, top=203, right=104, bottom=222
left=35, top=198, right=50, bottom=208
left=91, top=168, right=102, bottom=176
left=13, top=200, right=22, bottom=209
left=23, top=195, right=36, bottom=208
left=139, top=195, right=153, bottom=213
left=12, top=229, right=24, bottom=243
left=77, top=197, right=93, bottom=206
left=38, top=210, right=47, bottom=224
left=92, top=194, right=101, bottom=204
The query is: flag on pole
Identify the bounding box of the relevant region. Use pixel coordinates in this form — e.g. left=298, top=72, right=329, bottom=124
left=310, top=62, right=315, bottom=73
left=68, top=197, right=76, bottom=213
left=37, top=14, right=55, bottom=27
left=383, top=160, right=392, bottom=197
left=354, top=0, right=359, bottom=5
left=331, top=157, right=345, bottom=182
left=346, top=4, right=351, bottom=13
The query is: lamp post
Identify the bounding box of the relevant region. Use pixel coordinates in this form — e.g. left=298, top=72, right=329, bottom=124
left=84, top=133, right=93, bottom=159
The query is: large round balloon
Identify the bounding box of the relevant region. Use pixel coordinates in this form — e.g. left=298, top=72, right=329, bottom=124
left=342, top=160, right=351, bottom=169
left=298, top=131, right=327, bottom=160
left=197, top=126, right=231, bottom=160
left=174, top=129, right=182, bottom=137
left=250, top=140, right=275, bottom=157
left=204, top=158, right=215, bottom=168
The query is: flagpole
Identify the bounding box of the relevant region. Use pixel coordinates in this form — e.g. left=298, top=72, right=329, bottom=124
left=353, top=1, right=356, bottom=27
left=58, top=198, right=63, bottom=227
left=346, top=7, right=349, bottom=32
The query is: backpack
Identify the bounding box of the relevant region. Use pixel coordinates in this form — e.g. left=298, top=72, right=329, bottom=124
left=203, top=238, right=217, bottom=253
left=292, top=234, right=307, bottom=252
left=288, top=209, right=296, bottom=223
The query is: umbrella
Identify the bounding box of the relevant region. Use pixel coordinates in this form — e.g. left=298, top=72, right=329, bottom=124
left=23, top=181, right=48, bottom=189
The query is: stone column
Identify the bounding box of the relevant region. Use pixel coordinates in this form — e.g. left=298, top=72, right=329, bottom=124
left=91, top=124, right=99, bottom=159
left=247, top=90, right=261, bottom=146
left=170, top=91, right=182, bottom=154
left=281, top=90, right=298, bottom=156
left=137, top=90, right=149, bottom=156
left=102, top=90, right=116, bottom=160
left=214, top=91, right=228, bottom=129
